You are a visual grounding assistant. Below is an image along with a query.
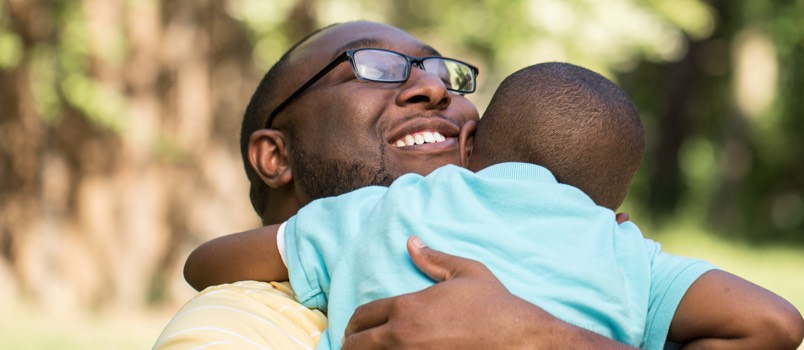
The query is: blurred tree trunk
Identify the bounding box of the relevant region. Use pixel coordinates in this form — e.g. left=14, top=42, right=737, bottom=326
left=644, top=41, right=703, bottom=218
left=633, top=0, right=730, bottom=222
left=0, top=0, right=260, bottom=311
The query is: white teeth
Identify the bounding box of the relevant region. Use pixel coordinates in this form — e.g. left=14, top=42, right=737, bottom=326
left=393, top=131, right=448, bottom=147
left=414, top=134, right=425, bottom=145
left=423, top=132, right=435, bottom=143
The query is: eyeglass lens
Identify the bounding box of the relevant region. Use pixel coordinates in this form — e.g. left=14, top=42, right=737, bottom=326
left=352, top=49, right=475, bottom=92
left=354, top=50, right=407, bottom=81
left=426, top=59, right=475, bottom=92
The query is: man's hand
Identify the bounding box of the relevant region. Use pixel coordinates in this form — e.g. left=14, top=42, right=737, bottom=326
left=341, top=236, right=636, bottom=349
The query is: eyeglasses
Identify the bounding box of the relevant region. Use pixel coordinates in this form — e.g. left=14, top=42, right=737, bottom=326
left=264, top=48, right=479, bottom=128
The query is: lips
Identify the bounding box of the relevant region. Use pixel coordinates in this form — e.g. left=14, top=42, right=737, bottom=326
left=386, top=115, right=461, bottom=150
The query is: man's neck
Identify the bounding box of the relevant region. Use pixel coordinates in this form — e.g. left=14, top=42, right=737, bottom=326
left=262, top=185, right=302, bottom=225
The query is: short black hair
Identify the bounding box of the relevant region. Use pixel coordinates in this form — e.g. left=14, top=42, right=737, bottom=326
left=240, top=24, right=337, bottom=215
left=472, top=62, right=645, bottom=210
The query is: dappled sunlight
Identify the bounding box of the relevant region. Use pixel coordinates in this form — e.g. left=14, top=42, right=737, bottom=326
left=0, top=0, right=802, bottom=348
left=734, top=29, right=778, bottom=119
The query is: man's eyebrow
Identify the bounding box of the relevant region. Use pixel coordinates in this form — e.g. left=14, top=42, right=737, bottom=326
left=331, top=38, right=441, bottom=59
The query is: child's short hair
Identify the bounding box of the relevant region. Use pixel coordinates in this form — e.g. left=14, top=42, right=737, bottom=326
left=472, top=62, right=645, bottom=210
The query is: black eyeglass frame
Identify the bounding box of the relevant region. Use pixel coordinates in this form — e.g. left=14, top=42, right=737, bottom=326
left=263, top=48, right=479, bottom=129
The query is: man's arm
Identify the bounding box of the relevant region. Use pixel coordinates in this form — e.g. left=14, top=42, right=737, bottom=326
left=184, top=224, right=288, bottom=291
left=668, top=270, right=804, bottom=349
left=342, top=237, right=636, bottom=350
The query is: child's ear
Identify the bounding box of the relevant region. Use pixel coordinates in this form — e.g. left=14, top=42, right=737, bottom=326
left=459, top=119, right=477, bottom=168
left=248, top=129, right=293, bottom=188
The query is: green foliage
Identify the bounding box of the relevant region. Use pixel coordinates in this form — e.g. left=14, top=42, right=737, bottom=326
left=8, top=0, right=802, bottom=243
left=0, top=2, right=21, bottom=69
left=8, top=0, right=128, bottom=131
left=226, top=0, right=295, bottom=69
left=221, top=0, right=803, bottom=243
left=0, top=31, right=22, bottom=68
left=29, top=45, right=61, bottom=123
left=716, top=0, right=804, bottom=242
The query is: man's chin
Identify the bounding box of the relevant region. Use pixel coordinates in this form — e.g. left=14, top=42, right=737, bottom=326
left=386, top=152, right=462, bottom=177
left=291, top=141, right=460, bottom=203
left=293, top=155, right=394, bottom=202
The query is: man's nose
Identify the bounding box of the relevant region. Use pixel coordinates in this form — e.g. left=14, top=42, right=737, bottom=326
left=395, top=65, right=451, bottom=110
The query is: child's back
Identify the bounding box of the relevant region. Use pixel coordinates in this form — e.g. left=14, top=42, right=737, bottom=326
left=283, top=63, right=716, bottom=349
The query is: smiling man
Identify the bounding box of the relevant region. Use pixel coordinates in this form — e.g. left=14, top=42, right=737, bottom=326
left=155, top=21, right=487, bottom=349
left=154, top=21, right=804, bottom=350
left=243, top=22, right=478, bottom=220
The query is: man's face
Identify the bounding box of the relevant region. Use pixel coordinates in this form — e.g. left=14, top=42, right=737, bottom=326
left=273, top=22, right=480, bottom=203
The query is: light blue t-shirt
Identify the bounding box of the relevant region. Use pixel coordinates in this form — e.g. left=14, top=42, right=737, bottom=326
left=284, top=163, right=716, bottom=350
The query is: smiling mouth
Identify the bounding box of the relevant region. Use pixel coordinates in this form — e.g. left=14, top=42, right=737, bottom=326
left=391, top=131, right=447, bottom=147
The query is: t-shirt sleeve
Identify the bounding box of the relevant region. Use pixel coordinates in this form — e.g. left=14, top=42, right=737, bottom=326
left=641, top=237, right=718, bottom=350
left=283, top=187, right=387, bottom=312
left=276, top=221, right=288, bottom=267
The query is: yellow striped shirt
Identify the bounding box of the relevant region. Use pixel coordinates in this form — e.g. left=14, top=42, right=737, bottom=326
left=153, top=281, right=327, bottom=349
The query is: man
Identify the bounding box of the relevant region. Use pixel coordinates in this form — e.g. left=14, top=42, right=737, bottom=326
left=154, top=21, right=804, bottom=349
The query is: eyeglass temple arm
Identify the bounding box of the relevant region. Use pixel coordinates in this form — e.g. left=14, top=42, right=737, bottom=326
left=264, top=53, right=350, bottom=128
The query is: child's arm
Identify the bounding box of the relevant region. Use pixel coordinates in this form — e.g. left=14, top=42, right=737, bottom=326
left=184, top=224, right=288, bottom=291
left=668, top=270, right=804, bottom=349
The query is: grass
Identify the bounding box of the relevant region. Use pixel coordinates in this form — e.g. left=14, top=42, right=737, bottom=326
left=649, top=224, right=804, bottom=314
left=2, top=226, right=802, bottom=349
left=0, top=303, right=173, bottom=350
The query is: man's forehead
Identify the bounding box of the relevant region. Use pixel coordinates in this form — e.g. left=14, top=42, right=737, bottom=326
left=291, top=22, right=439, bottom=62
left=332, top=38, right=440, bottom=59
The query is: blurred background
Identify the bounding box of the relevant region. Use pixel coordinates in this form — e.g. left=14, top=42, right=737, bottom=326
left=1, top=0, right=802, bottom=348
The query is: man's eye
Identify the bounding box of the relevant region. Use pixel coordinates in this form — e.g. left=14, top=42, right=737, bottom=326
left=357, top=65, right=384, bottom=80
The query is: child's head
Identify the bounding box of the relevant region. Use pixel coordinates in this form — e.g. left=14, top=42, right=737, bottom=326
left=466, top=62, right=645, bottom=210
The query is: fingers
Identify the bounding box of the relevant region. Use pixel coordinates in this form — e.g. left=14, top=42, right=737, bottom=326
left=615, top=212, right=630, bottom=224
left=407, top=236, right=457, bottom=282
left=406, top=236, right=490, bottom=283
left=344, top=296, right=393, bottom=339
left=341, top=327, right=385, bottom=350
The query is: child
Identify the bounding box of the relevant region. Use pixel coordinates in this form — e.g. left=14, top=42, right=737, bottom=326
left=184, top=62, right=802, bottom=349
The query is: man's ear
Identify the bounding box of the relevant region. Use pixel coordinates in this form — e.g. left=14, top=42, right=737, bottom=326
left=459, top=119, right=477, bottom=168
left=248, top=129, right=293, bottom=188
